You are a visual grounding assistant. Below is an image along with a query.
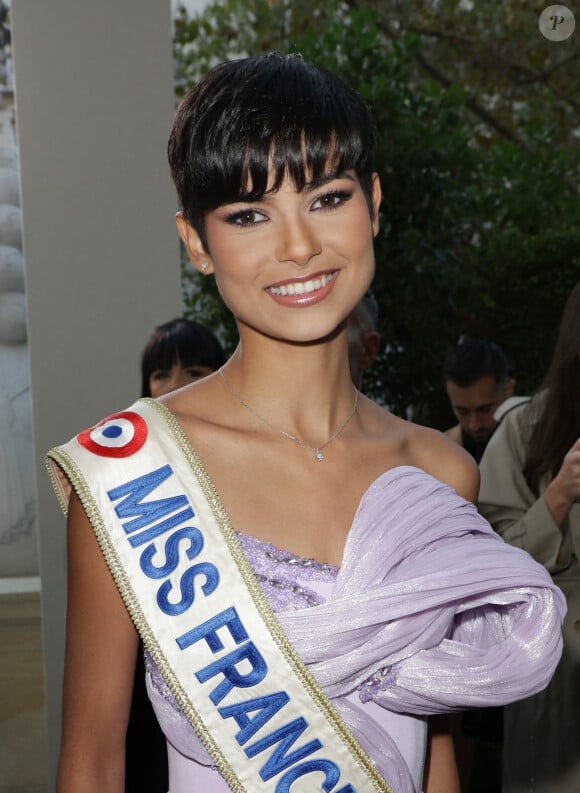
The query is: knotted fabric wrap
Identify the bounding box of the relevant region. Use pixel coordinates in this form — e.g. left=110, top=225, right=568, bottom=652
left=49, top=401, right=565, bottom=793
left=276, top=467, right=565, bottom=791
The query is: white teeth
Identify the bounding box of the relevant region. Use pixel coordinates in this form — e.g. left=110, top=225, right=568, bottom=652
left=269, top=272, right=334, bottom=296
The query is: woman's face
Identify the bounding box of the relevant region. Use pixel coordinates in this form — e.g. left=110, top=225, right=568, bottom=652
left=149, top=360, right=214, bottom=397
left=178, top=170, right=381, bottom=345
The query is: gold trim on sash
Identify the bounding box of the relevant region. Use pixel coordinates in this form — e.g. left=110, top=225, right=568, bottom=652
left=47, top=443, right=240, bottom=789
left=47, top=398, right=395, bottom=793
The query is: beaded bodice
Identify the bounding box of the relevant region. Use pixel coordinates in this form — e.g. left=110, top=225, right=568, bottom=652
left=144, top=531, right=339, bottom=708
left=237, top=531, right=338, bottom=609
left=139, top=465, right=564, bottom=793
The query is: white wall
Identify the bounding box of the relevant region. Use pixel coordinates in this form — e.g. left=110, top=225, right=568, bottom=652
left=10, top=1, right=181, bottom=784
left=171, top=0, right=210, bottom=16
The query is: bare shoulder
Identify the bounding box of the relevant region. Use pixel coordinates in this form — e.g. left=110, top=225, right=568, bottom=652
left=357, top=400, right=478, bottom=502
left=406, top=422, right=480, bottom=503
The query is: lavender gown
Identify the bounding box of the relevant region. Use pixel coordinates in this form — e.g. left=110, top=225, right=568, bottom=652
left=144, top=467, right=565, bottom=793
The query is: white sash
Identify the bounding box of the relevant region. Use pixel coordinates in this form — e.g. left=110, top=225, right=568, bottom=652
left=47, top=398, right=394, bottom=793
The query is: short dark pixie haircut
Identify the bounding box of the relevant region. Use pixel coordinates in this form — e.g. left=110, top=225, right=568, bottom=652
left=443, top=337, right=512, bottom=389
left=168, top=52, right=376, bottom=249
left=140, top=317, right=225, bottom=397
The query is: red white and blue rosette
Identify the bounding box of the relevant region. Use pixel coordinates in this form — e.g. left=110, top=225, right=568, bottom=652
left=77, top=411, right=148, bottom=458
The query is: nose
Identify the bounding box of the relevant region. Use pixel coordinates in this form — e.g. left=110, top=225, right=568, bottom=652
left=275, top=216, right=321, bottom=267
left=174, top=370, right=193, bottom=390
left=467, top=414, right=480, bottom=432
left=155, top=375, right=179, bottom=397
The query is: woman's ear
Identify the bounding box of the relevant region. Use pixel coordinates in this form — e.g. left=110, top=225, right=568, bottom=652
left=175, top=212, right=214, bottom=275
left=370, top=173, right=382, bottom=237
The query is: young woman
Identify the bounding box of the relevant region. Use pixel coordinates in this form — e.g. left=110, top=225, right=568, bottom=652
left=125, top=317, right=226, bottom=793
left=478, top=281, right=580, bottom=793
left=48, top=53, right=564, bottom=793
left=141, top=317, right=226, bottom=399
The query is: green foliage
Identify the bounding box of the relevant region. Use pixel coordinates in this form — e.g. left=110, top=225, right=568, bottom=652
left=175, top=0, right=580, bottom=427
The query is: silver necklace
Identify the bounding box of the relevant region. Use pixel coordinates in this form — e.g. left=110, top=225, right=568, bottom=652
left=218, top=367, right=359, bottom=462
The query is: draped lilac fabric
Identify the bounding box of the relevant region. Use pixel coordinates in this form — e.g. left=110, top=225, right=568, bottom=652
left=280, top=467, right=565, bottom=711
left=147, top=466, right=565, bottom=793
left=272, top=467, right=565, bottom=792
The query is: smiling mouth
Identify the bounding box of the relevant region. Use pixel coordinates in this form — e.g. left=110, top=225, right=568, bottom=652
left=267, top=272, right=336, bottom=297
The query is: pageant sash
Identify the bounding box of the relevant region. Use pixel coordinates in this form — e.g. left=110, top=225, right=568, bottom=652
left=47, top=398, right=393, bottom=793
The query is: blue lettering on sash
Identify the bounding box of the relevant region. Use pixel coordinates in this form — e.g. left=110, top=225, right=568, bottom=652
left=176, top=607, right=248, bottom=651
left=157, top=562, right=219, bottom=615
left=106, top=466, right=359, bottom=792
left=244, top=717, right=322, bottom=781
left=219, top=691, right=290, bottom=744
left=140, top=527, right=204, bottom=578
left=107, top=464, right=189, bottom=534
left=128, top=506, right=195, bottom=548
left=108, top=467, right=220, bottom=613
left=177, top=607, right=267, bottom=703
left=218, top=692, right=358, bottom=790
left=197, top=642, right=268, bottom=704
left=275, top=759, right=345, bottom=792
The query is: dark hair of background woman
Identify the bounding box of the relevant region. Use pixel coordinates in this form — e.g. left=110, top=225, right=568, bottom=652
left=524, top=281, right=580, bottom=496
left=140, top=317, right=226, bottom=398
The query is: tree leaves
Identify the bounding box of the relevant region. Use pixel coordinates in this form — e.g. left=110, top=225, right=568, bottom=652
left=175, top=0, right=580, bottom=427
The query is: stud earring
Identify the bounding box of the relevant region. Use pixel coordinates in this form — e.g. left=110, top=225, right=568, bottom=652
left=200, top=261, right=208, bottom=271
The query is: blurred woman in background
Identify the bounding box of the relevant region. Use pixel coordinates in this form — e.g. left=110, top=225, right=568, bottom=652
left=479, top=281, right=580, bottom=793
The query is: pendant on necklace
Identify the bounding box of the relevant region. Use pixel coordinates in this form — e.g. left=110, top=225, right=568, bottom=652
left=315, top=449, right=324, bottom=462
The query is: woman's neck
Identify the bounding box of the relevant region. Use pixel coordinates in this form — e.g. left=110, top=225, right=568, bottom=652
left=222, top=332, right=357, bottom=439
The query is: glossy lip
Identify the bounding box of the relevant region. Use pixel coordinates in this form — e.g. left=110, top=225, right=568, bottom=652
left=265, top=270, right=338, bottom=308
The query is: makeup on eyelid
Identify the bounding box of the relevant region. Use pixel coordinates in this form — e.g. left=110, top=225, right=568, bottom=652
left=190, top=170, right=380, bottom=342
left=223, top=188, right=354, bottom=227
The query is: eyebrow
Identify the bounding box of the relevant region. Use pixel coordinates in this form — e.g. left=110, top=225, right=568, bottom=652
left=255, top=172, right=356, bottom=202
left=304, top=172, right=356, bottom=192
left=453, top=402, right=496, bottom=411
left=225, top=172, right=356, bottom=207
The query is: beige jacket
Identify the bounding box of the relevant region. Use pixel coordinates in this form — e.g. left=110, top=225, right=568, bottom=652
left=478, top=400, right=579, bottom=793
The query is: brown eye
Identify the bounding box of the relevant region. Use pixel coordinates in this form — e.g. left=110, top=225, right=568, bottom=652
left=225, top=209, right=266, bottom=226
left=312, top=190, right=352, bottom=211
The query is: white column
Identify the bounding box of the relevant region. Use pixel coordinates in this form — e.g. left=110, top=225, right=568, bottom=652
left=10, top=1, right=180, bottom=784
